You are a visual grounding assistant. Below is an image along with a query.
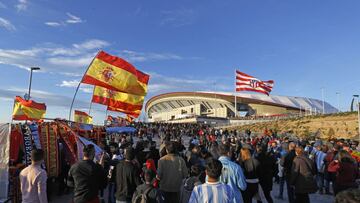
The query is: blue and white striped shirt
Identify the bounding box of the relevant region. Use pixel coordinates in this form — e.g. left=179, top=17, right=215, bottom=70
left=188, top=181, right=235, bottom=203
left=218, top=156, right=247, bottom=203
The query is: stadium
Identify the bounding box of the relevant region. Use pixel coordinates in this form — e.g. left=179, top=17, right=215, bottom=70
left=145, top=91, right=338, bottom=123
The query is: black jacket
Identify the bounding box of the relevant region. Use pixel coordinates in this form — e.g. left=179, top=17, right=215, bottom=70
left=69, top=160, right=107, bottom=203
left=240, top=158, right=261, bottom=180
left=284, top=150, right=296, bottom=178
left=257, top=152, right=277, bottom=191
left=115, top=160, right=142, bottom=201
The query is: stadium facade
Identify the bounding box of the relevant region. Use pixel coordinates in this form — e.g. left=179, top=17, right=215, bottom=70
left=145, top=91, right=338, bottom=123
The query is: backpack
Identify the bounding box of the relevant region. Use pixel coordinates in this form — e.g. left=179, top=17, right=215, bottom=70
left=132, top=186, right=153, bottom=203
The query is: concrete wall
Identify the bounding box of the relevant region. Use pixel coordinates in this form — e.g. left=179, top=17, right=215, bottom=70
left=249, top=104, right=288, bottom=116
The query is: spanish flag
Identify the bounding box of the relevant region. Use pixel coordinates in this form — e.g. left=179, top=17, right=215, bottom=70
left=107, top=106, right=141, bottom=118
left=126, top=114, right=135, bottom=123
left=74, top=110, right=93, bottom=124
left=82, top=51, right=150, bottom=96
left=12, top=96, right=46, bottom=121
left=92, top=86, right=144, bottom=112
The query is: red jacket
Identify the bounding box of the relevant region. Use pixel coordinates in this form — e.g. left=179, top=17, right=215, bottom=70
left=328, top=158, right=358, bottom=187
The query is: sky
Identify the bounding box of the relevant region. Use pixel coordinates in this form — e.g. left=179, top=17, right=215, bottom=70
left=1, top=0, right=360, bottom=124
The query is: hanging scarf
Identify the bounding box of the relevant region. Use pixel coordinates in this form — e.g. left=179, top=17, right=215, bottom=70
left=21, top=124, right=33, bottom=166
left=29, top=123, right=41, bottom=149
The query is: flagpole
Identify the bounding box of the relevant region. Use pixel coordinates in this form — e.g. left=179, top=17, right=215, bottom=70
left=11, top=97, right=16, bottom=124
left=68, top=51, right=101, bottom=121
left=88, top=86, right=95, bottom=115
left=234, top=69, right=237, bottom=118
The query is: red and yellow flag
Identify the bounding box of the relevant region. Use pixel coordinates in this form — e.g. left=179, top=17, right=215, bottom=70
left=82, top=51, right=150, bottom=96
left=74, top=110, right=93, bottom=124
left=92, top=86, right=144, bottom=112
left=107, top=106, right=141, bottom=118
left=12, top=96, right=46, bottom=121
left=126, top=114, right=135, bottom=123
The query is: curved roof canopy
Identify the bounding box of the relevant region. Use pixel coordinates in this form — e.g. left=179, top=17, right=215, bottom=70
left=146, top=91, right=338, bottom=115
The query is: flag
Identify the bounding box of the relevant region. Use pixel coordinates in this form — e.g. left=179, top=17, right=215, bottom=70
left=82, top=51, right=150, bottom=96
left=235, top=70, right=274, bottom=95
left=107, top=106, right=141, bottom=118
left=126, top=114, right=135, bottom=123
left=12, top=96, right=46, bottom=120
left=74, top=110, right=93, bottom=124
left=92, top=86, right=144, bottom=112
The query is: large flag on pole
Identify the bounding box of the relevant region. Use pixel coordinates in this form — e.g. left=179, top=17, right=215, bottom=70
left=12, top=96, right=46, bottom=120
left=235, top=70, right=274, bottom=95
left=74, top=110, right=93, bottom=124
left=107, top=106, right=141, bottom=118
left=82, top=51, right=150, bottom=96
left=92, top=86, right=144, bottom=112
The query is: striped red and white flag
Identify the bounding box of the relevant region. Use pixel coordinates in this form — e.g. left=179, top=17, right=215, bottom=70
left=235, top=70, right=274, bottom=95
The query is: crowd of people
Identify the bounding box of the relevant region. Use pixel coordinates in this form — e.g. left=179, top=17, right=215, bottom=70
left=19, top=123, right=360, bottom=203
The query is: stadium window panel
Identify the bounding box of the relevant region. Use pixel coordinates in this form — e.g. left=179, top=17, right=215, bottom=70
left=161, top=103, right=167, bottom=109
left=206, top=102, right=213, bottom=109
left=220, top=104, right=224, bottom=108
left=178, top=100, right=184, bottom=107
left=176, top=100, right=183, bottom=107
left=202, top=102, right=208, bottom=109
left=168, top=101, right=176, bottom=109
left=188, top=100, right=192, bottom=105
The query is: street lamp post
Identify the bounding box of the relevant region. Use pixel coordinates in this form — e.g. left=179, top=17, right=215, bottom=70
left=321, top=87, right=325, bottom=114
left=354, top=95, right=360, bottom=141
left=27, top=67, right=40, bottom=100
left=336, top=92, right=340, bottom=113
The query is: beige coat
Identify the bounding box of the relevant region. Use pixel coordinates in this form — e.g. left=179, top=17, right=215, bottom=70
left=158, top=153, right=188, bottom=192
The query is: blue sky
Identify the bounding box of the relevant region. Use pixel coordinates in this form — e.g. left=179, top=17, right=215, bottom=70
left=1, top=0, right=360, bottom=124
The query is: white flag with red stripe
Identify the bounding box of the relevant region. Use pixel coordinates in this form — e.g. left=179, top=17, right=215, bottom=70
left=235, top=70, right=274, bottom=95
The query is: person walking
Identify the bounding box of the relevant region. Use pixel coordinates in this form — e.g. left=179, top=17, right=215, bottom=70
left=314, top=144, right=327, bottom=194
left=68, top=144, right=108, bottom=203
left=115, top=147, right=142, bottom=203
left=256, top=144, right=276, bottom=203
left=132, top=169, right=164, bottom=203
left=218, top=143, right=247, bottom=203
left=328, top=150, right=359, bottom=195
left=179, top=165, right=203, bottom=203
left=189, top=158, right=235, bottom=203
left=290, top=146, right=318, bottom=203
left=20, top=149, right=48, bottom=203
left=238, top=148, right=261, bottom=203
left=283, top=142, right=296, bottom=203
left=157, top=141, right=188, bottom=203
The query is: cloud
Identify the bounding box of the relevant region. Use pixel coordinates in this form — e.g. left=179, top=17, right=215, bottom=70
left=57, top=80, right=93, bottom=93
left=73, top=39, right=109, bottom=50
left=0, top=39, right=109, bottom=73
left=44, top=22, right=63, bottom=27
left=66, top=12, right=83, bottom=24
left=160, top=8, right=195, bottom=27
left=0, top=17, right=16, bottom=31
left=45, top=12, right=84, bottom=27
left=0, top=39, right=191, bottom=77
left=119, top=50, right=183, bottom=62
left=147, top=72, right=232, bottom=95
left=15, top=0, right=27, bottom=12
left=47, top=54, right=95, bottom=68
left=0, top=87, right=90, bottom=109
